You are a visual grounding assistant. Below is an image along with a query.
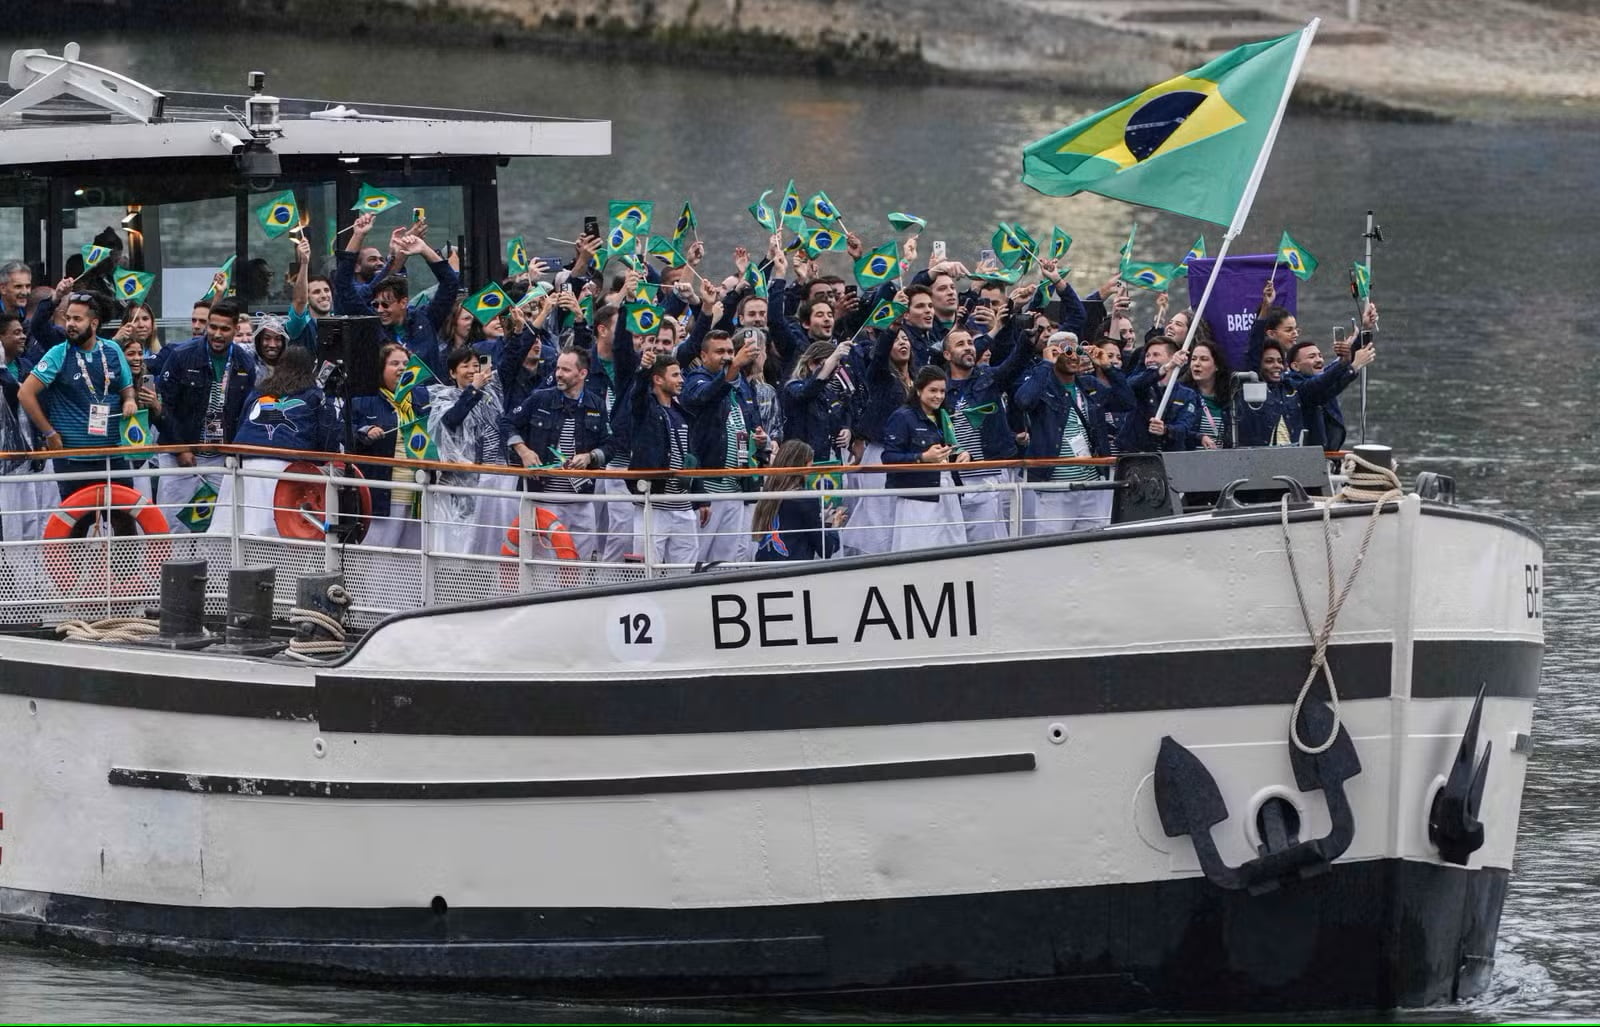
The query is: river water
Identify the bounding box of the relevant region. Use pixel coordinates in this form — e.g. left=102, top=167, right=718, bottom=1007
left=5, top=29, right=1598, bottom=1022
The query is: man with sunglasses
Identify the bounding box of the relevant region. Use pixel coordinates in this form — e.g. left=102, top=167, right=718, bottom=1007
left=16, top=292, right=138, bottom=498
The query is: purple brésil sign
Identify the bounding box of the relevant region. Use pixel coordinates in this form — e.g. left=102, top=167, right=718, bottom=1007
left=1183, top=254, right=1297, bottom=370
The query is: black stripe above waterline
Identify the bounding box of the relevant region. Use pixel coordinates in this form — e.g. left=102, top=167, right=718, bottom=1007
left=107, top=752, right=1036, bottom=800
left=315, top=644, right=1398, bottom=736
left=1411, top=639, right=1543, bottom=700
left=0, top=653, right=316, bottom=721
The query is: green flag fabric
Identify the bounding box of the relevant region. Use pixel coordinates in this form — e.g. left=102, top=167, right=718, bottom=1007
left=352, top=183, right=402, bottom=213
left=973, top=265, right=1023, bottom=285
left=505, top=235, right=530, bottom=275
left=119, top=408, right=152, bottom=458
left=624, top=301, right=667, bottom=335
left=602, top=222, right=638, bottom=263
left=672, top=201, right=697, bottom=243
left=743, top=262, right=769, bottom=299
left=646, top=234, right=685, bottom=267
left=609, top=200, right=654, bottom=235
left=865, top=297, right=908, bottom=329
left=1049, top=226, right=1073, bottom=261
left=1021, top=26, right=1310, bottom=226
left=465, top=283, right=511, bottom=325
left=992, top=223, right=1028, bottom=268
left=112, top=267, right=154, bottom=305
left=938, top=408, right=959, bottom=449
left=803, top=191, right=842, bottom=225
left=780, top=180, right=806, bottom=233
left=80, top=243, right=112, bottom=272
left=887, top=212, right=926, bottom=233
left=803, top=227, right=849, bottom=257
left=392, top=354, right=434, bottom=404
left=398, top=417, right=440, bottom=462
left=853, top=242, right=900, bottom=289
left=1277, top=230, right=1318, bottom=280
left=1186, top=235, right=1208, bottom=262
left=178, top=481, right=219, bottom=533
left=1122, top=262, right=1182, bottom=292
left=748, top=189, right=779, bottom=232
left=1351, top=261, right=1371, bottom=301
left=255, top=190, right=299, bottom=239
left=200, top=255, right=236, bottom=302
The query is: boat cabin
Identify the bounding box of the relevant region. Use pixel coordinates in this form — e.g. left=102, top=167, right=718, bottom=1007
left=0, top=43, right=609, bottom=328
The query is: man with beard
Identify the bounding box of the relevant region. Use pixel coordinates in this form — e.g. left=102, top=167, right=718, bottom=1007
left=1013, top=331, right=1133, bottom=533
left=681, top=328, right=765, bottom=563
left=157, top=300, right=257, bottom=530
left=17, top=293, right=138, bottom=497
left=503, top=346, right=612, bottom=561
left=941, top=300, right=1035, bottom=541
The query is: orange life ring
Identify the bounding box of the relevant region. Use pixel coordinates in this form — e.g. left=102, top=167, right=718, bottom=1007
left=42, top=483, right=171, bottom=596
left=272, top=461, right=372, bottom=542
left=501, top=507, right=580, bottom=560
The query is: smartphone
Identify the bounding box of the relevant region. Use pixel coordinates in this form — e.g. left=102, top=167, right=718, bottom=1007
left=844, top=284, right=858, bottom=297
left=583, top=215, right=600, bottom=239
left=139, top=373, right=154, bottom=390
left=1332, top=326, right=1347, bottom=344
left=978, top=247, right=996, bottom=266
left=477, top=355, right=491, bottom=368
left=560, top=281, right=573, bottom=294
left=412, top=207, right=426, bottom=222
left=931, top=240, right=947, bottom=262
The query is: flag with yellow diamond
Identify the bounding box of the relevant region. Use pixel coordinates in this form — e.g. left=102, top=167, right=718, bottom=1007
left=1021, top=26, right=1311, bottom=226
left=672, top=201, right=697, bottom=243
left=749, top=190, right=778, bottom=232
left=505, top=235, right=530, bottom=275
left=398, top=417, right=439, bottom=462
left=803, top=226, right=848, bottom=257
left=864, top=296, right=907, bottom=329
left=1122, top=262, right=1181, bottom=292
left=1277, top=230, right=1318, bottom=280
left=624, top=301, right=666, bottom=336
left=465, top=283, right=511, bottom=325
left=392, top=353, right=434, bottom=405
left=780, top=180, right=806, bottom=233
left=1049, top=226, right=1073, bottom=261
left=852, top=242, right=900, bottom=290
left=112, top=267, right=154, bottom=305
left=351, top=183, right=402, bottom=214
left=609, top=200, right=653, bottom=235
left=255, top=190, right=299, bottom=239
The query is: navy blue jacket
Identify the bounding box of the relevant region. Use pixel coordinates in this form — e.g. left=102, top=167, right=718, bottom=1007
left=780, top=365, right=852, bottom=459
left=342, top=255, right=460, bottom=381
left=500, top=384, right=612, bottom=491
left=330, top=250, right=397, bottom=316
left=679, top=363, right=764, bottom=479
left=496, top=325, right=558, bottom=413
left=1121, top=367, right=1200, bottom=453
left=755, top=497, right=839, bottom=561
left=157, top=341, right=258, bottom=445
left=1012, top=361, right=1134, bottom=481
left=349, top=386, right=431, bottom=518
left=855, top=329, right=912, bottom=444
left=943, top=325, right=1035, bottom=462
left=1284, top=361, right=1362, bottom=450
left=881, top=404, right=955, bottom=496
left=626, top=366, right=691, bottom=495
left=231, top=387, right=339, bottom=453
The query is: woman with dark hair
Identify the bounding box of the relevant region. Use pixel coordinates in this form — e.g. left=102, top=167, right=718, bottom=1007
left=427, top=345, right=503, bottom=554
left=841, top=324, right=914, bottom=556
left=752, top=439, right=842, bottom=562
left=213, top=345, right=338, bottom=537
left=1180, top=338, right=1232, bottom=449
left=114, top=327, right=166, bottom=499
left=881, top=365, right=968, bottom=553
left=781, top=338, right=854, bottom=463
left=351, top=342, right=432, bottom=548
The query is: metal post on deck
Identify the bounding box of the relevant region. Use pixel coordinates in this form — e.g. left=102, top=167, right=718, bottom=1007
left=1010, top=477, right=1025, bottom=538
left=323, top=472, right=341, bottom=574
left=641, top=489, right=655, bottom=579
left=416, top=470, right=433, bottom=606
left=226, top=455, right=243, bottom=569
left=516, top=490, right=534, bottom=594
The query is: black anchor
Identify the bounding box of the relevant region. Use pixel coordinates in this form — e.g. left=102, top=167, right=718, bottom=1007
left=1428, top=685, right=1492, bottom=866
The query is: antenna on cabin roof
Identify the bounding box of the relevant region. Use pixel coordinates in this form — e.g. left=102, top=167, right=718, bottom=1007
left=0, top=43, right=167, bottom=123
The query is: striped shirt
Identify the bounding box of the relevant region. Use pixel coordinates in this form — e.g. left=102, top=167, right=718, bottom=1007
left=1051, top=387, right=1100, bottom=483
left=1199, top=395, right=1225, bottom=445
left=659, top=415, right=692, bottom=511
left=545, top=414, right=582, bottom=493
left=702, top=396, right=747, bottom=495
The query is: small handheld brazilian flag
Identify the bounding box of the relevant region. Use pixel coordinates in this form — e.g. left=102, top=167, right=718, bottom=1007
left=201, top=255, right=236, bottom=301
left=1277, top=230, right=1318, bottom=281
left=992, top=223, right=1028, bottom=268
left=1049, top=226, right=1073, bottom=261
left=392, top=353, right=434, bottom=404
left=973, top=264, right=1023, bottom=285
left=865, top=296, right=907, bottom=329
left=938, top=408, right=960, bottom=450
left=352, top=183, right=402, bottom=214
left=112, top=267, right=154, bottom=305
left=178, top=481, right=219, bottom=533
left=80, top=242, right=113, bottom=272
left=803, top=191, right=842, bottom=225
left=505, top=235, right=530, bottom=275
left=743, top=262, right=768, bottom=299
left=515, top=281, right=553, bottom=308
left=1122, top=262, right=1181, bottom=292
left=803, top=226, right=848, bottom=257
left=1351, top=261, right=1371, bottom=301
left=647, top=234, right=685, bottom=268
left=398, top=418, right=439, bottom=462
left=255, top=190, right=299, bottom=239
left=579, top=294, right=596, bottom=325
left=853, top=242, right=900, bottom=290
left=602, top=221, right=637, bottom=263
left=1185, top=235, right=1207, bottom=262
left=465, top=282, right=511, bottom=325
left=610, top=200, right=653, bottom=235
left=780, top=180, right=806, bottom=233
left=672, top=200, right=697, bottom=243
left=887, top=212, right=926, bottom=233
left=748, top=189, right=778, bottom=233
left=806, top=458, right=845, bottom=510
left=624, top=301, right=666, bottom=336
left=119, top=408, right=152, bottom=458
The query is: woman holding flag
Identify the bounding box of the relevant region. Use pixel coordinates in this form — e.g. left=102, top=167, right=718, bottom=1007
left=880, top=366, right=968, bottom=553
left=351, top=343, right=433, bottom=549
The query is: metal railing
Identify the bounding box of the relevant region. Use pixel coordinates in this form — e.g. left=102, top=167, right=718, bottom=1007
left=0, top=442, right=1132, bottom=629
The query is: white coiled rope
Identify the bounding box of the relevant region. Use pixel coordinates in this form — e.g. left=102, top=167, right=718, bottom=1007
left=55, top=617, right=160, bottom=643
left=1282, top=450, right=1404, bottom=754
left=286, top=583, right=351, bottom=662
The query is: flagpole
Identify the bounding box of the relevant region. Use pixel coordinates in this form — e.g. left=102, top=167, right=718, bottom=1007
left=1154, top=17, right=1321, bottom=422
left=1358, top=207, right=1379, bottom=444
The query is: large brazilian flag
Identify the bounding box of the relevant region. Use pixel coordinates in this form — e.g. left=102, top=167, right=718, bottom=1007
left=1021, top=26, right=1311, bottom=227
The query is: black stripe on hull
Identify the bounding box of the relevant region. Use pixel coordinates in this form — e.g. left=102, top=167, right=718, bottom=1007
left=106, top=752, right=1036, bottom=799
left=0, top=860, right=1508, bottom=1013
left=0, top=639, right=1540, bottom=731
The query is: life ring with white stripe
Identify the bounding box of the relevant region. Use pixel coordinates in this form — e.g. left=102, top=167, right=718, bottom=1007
left=42, top=483, right=171, bottom=596
left=501, top=507, right=580, bottom=561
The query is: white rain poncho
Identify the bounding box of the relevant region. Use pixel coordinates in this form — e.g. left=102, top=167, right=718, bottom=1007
left=426, top=379, right=504, bottom=554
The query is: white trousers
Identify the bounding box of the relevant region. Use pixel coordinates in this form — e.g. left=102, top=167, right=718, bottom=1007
left=366, top=514, right=421, bottom=550
left=958, top=473, right=1011, bottom=542
left=473, top=472, right=521, bottom=556
left=841, top=441, right=893, bottom=557
left=1025, top=488, right=1113, bottom=535
left=155, top=452, right=225, bottom=533
left=598, top=475, right=637, bottom=563
left=210, top=458, right=291, bottom=538
left=697, top=497, right=753, bottom=564
left=891, top=475, right=965, bottom=553
left=543, top=498, right=600, bottom=562
left=641, top=505, right=699, bottom=567
left=0, top=476, right=54, bottom=544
